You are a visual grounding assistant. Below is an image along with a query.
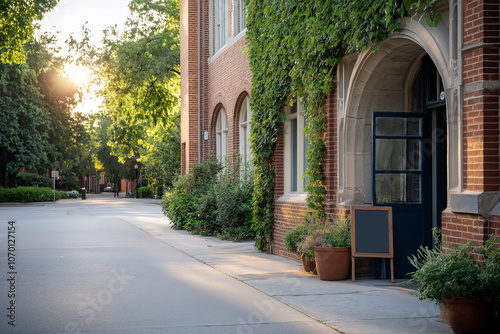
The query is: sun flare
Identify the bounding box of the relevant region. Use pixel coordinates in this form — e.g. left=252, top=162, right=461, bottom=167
left=64, top=64, right=91, bottom=86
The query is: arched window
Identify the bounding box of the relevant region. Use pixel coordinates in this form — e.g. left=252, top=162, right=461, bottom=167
left=239, top=96, right=252, bottom=166
left=216, top=107, right=228, bottom=161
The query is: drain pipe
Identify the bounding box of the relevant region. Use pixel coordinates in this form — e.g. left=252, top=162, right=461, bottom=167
left=197, top=0, right=201, bottom=163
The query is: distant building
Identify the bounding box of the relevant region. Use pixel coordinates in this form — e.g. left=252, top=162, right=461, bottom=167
left=181, top=0, right=500, bottom=277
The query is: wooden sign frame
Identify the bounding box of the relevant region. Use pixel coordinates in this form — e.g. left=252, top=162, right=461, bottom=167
left=351, top=206, right=394, bottom=282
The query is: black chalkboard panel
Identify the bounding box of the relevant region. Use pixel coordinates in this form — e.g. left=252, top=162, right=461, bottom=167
left=351, top=206, right=393, bottom=257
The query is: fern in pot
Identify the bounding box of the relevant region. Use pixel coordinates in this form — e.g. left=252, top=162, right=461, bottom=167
left=407, top=229, right=500, bottom=334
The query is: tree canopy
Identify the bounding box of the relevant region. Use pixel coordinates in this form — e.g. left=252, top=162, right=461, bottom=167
left=0, top=32, right=90, bottom=188
left=87, top=0, right=181, bottom=188
left=0, top=0, right=58, bottom=64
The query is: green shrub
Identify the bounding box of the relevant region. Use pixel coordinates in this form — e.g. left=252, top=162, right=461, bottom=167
left=135, top=186, right=152, bottom=198
left=408, top=229, right=500, bottom=308
left=162, top=189, right=199, bottom=229
left=162, top=156, right=222, bottom=230
left=16, top=173, right=52, bottom=188
left=211, top=164, right=254, bottom=240
left=161, top=155, right=255, bottom=240
left=0, top=187, right=64, bottom=202
left=195, top=187, right=219, bottom=235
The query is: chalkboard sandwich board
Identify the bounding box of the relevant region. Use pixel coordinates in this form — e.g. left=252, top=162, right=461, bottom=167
left=351, top=206, right=394, bottom=283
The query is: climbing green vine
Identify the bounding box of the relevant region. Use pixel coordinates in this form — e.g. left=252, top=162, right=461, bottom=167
left=246, top=0, right=440, bottom=251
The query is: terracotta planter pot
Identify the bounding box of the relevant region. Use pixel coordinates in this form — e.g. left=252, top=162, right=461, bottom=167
left=313, top=247, right=351, bottom=281
left=442, top=297, right=488, bottom=334
left=301, top=255, right=316, bottom=273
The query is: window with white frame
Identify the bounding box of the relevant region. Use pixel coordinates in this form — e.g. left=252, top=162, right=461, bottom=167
left=215, top=0, right=228, bottom=52
left=284, top=97, right=309, bottom=194
left=233, top=0, right=246, bottom=36
left=239, top=95, right=252, bottom=166
left=216, top=107, right=228, bottom=161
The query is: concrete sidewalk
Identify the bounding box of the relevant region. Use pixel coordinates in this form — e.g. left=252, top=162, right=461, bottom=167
left=1, top=194, right=453, bottom=333
left=126, top=204, right=453, bottom=334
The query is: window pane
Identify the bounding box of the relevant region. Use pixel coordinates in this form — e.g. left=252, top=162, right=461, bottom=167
left=291, top=118, right=297, bottom=192
left=241, top=0, right=246, bottom=29
left=375, top=173, right=421, bottom=204
left=375, top=117, right=422, bottom=136
left=375, top=139, right=421, bottom=171
left=290, top=99, right=297, bottom=114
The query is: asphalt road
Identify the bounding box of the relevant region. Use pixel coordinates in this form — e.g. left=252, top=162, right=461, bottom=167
left=0, top=194, right=334, bottom=334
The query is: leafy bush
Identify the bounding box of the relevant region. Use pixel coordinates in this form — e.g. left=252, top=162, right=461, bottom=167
left=408, top=229, right=500, bottom=308
left=162, top=156, right=222, bottom=230
left=16, top=173, right=52, bottom=188
left=211, top=164, right=254, bottom=240
left=284, top=221, right=316, bottom=253
left=162, top=156, right=255, bottom=240
left=135, top=186, right=152, bottom=198
left=58, top=175, right=79, bottom=191
left=0, top=187, right=65, bottom=202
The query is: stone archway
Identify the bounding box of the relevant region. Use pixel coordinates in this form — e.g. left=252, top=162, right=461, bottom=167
left=337, top=16, right=458, bottom=277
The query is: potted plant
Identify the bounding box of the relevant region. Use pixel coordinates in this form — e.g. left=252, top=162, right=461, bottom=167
left=284, top=220, right=316, bottom=272
left=407, top=229, right=500, bottom=334
left=298, top=216, right=351, bottom=281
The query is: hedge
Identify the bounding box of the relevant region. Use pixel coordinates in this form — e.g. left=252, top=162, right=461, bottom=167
left=16, top=173, right=52, bottom=188
left=0, top=187, right=66, bottom=202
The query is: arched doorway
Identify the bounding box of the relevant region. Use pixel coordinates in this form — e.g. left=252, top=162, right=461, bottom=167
left=372, top=55, right=447, bottom=277
left=340, top=38, right=450, bottom=277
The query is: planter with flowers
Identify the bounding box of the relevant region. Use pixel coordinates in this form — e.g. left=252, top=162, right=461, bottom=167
left=407, top=229, right=500, bottom=334
left=298, top=216, right=351, bottom=281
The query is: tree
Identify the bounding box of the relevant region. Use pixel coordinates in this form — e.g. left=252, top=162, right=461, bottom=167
left=90, top=0, right=180, bottom=187
left=0, top=33, right=90, bottom=188
left=100, top=0, right=180, bottom=156
left=0, top=61, right=49, bottom=187
left=90, top=112, right=125, bottom=195
left=141, top=118, right=180, bottom=189
left=64, top=0, right=181, bottom=189
left=0, top=0, right=58, bottom=64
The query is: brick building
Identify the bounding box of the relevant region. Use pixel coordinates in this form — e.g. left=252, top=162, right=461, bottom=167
left=181, top=0, right=500, bottom=277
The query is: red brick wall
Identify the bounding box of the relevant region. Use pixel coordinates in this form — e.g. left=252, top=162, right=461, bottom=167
left=324, top=88, right=339, bottom=217
left=489, top=214, right=500, bottom=236
left=206, top=37, right=252, bottom=164
left=441, top=0, right=500, bottom=251
left=181, top=0, right=252, bottom=171
left=442, top=211, right=488, bottom=250
left=462, top=0, right=500, bottom=191
left=180, top=0, right=202, bottom=174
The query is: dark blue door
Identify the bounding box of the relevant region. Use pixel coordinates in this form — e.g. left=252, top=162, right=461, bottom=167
left=372, top=112, right=432, bottom=277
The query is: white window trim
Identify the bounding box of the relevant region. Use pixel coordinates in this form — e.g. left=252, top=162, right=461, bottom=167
left=239, top=95, right=252, bottom=166
left=284, top=97, right=308, bottom=194
left=209, top=1, right=246, bottom=60
left=216, top=107, right=228, bottom=161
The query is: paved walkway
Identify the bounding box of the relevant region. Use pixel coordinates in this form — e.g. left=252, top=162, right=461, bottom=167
left=0, top=193, right=453, bottom=333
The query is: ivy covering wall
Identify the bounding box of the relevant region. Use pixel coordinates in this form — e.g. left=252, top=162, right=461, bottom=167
left=246, top=0, right=440, bottom=250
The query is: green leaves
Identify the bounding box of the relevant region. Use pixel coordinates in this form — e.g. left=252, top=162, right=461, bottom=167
left=0, top=0, right=58, bottom=64
left=98, top=0, right=180, bottom=164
